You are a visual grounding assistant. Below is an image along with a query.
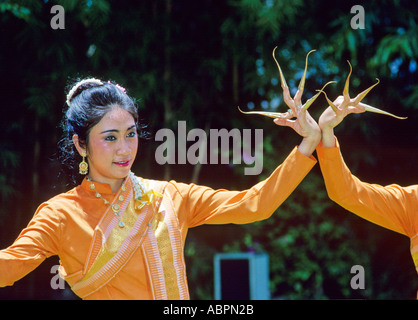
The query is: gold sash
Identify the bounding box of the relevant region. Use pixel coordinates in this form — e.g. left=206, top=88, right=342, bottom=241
left=70, top=176, right=189, bottom=300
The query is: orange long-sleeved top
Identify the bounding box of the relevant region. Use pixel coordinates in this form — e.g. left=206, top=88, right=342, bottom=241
left=317, top=139, right=418, bottom=281
left=0, top=146, right=316, bottom=299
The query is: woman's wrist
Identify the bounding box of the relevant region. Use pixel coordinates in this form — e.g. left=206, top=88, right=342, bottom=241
left=321, top=126, right=336, bottom=148
left=298, top=132, right=321, bottom=157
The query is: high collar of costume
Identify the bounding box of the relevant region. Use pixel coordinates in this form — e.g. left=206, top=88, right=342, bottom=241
left=81, top=177, right=123, bottom=195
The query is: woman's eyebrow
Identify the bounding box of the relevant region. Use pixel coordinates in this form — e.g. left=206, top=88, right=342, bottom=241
left=100, top=129, right=118, bottom=134
left=100, top=125, right=137, bottom=134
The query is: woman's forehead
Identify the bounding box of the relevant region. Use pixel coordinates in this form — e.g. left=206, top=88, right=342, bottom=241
left=93, top=107, right=136, bottom=132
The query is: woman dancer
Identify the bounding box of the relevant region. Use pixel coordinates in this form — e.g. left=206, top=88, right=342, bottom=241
left=0, top=78, right=319, bottom=299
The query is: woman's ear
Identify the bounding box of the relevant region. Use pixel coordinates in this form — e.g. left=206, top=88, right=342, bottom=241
left=72, top=134, right=86, bottom=156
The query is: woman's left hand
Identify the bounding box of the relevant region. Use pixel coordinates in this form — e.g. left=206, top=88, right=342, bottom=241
left=273, top=85, right=321, bottom=157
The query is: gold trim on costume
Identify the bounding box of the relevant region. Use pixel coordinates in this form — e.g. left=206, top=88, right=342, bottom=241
left=71, top=175, right=190, bottom=300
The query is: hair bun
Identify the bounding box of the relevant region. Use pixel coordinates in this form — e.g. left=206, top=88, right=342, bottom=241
left=66, top=78, right=103, bottom=106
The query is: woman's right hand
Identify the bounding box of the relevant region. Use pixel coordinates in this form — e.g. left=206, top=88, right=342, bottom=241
left=318, top=95, right=368, bottom=148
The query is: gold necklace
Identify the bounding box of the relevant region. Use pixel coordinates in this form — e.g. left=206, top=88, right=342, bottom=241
left=87, top=177, right=128, bottom=228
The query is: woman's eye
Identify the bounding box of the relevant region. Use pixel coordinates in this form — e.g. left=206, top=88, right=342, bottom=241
left=127, top=131, right=137, bottom=138
left=105, top=135, right=116, bottom=141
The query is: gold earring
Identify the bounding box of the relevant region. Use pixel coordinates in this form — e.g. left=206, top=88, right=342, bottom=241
left=79, top=150, right=88, bottom=175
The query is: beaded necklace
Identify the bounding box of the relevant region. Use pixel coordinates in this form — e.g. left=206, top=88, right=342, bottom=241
left=87, top=176, right=128, bottom=228
left=87, top=172, right=148, bottom=228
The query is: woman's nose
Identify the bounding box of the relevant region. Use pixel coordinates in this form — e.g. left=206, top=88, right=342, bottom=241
left=116, top=139, right=131, bottom=155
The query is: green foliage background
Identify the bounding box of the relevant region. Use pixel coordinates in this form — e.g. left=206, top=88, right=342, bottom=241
left=0, top=0, right=417, bottom=299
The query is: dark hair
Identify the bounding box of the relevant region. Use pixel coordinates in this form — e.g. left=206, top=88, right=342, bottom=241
left=58, top=78, right=147, bottom=186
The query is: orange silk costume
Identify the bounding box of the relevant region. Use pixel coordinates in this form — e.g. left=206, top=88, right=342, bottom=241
left=317, top=139, right=418, bottom=294
left=0, top=146, right=316, bottom=299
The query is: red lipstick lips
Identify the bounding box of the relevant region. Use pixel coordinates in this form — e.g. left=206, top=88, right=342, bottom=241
left=114, top=160, right=130, bottom=167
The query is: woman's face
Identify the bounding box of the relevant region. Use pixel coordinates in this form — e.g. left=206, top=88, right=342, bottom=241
left=85, top=106, right=138, bottom=192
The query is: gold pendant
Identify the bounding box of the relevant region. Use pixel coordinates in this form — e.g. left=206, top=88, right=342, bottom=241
left=112, top=204, right=120, bottom=213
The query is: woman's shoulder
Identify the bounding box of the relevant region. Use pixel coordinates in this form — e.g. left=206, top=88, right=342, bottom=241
left=34, top=186, right=84, bottom=218
left=137, top=175, right=195, bottom=196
